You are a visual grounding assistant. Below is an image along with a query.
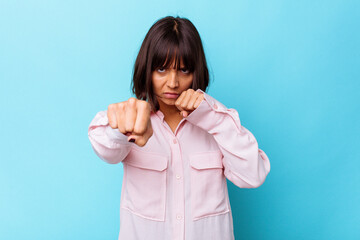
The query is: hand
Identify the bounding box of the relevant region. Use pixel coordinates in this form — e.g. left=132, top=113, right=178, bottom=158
left=175, top=89, right=204, bottom=118
left=107, top=97, right=153, bottom=147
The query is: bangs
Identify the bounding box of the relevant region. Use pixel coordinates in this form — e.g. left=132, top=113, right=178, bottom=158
left=151, top=33, right=195, bottom=72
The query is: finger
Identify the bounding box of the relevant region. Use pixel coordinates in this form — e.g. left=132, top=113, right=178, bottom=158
left=138, top=122, right=154, bottom=146
left=130, top=135, right=146, bottom=147
left=133, top=102, right=150, bottom=135
left=128, top=124, right=153, bottom=147
left=124, top=98, right=137, bottom=133
left=175, top=91, right=187, bottom=112
left=127, top=133, right=138, bottom=143
left=107, top=104, right=117, bottom=129
left=194, top=93, right=204, bottom=109
left=116, top=105, right=126, bottom=134
left=181, top=110, right=189, bottom=118
left=186, top=91, right=200, bottom=110
left=179, top=89, right=193, bottom=111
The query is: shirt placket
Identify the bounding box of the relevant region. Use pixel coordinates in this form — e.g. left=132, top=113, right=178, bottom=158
left=159, top=118, right=186, bottom=240
left=171, top=135, right=185, bottom=240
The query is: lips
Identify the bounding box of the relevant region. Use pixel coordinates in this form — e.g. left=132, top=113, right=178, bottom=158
left=163, top=92, right=179, bottom=99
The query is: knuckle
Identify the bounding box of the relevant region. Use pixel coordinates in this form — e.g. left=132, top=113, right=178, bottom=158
left=116, top=102, right=125, bottom=111
left=138, top=100, right=148, bottom=109
left=127, top=97, right=137, bottom=105
left=128, top=99, right=138, bottom=109
left=108, top=104, right=115, bottom=111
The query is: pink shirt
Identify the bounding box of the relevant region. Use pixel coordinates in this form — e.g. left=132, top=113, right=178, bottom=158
left=88, top=90, right=270, bottom=240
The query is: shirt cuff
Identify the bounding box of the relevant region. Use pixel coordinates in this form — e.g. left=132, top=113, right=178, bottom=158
left=186, top=89, right=236, bottom=132
left=88, top=110, right=129, bottom=143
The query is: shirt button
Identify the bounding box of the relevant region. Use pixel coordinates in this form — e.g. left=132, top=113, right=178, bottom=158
left=176, top=214, right=182, bottom=220
left=176, top=174, right=181, bottom=179
left=173, top=139, right=177, bottom=144
left=213, top=104, right=218, bottom=109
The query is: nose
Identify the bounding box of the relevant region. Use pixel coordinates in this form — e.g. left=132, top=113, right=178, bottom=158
left=166, top=69, right=179, bottom=88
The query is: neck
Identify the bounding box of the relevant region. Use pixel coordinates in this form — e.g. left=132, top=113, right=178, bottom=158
left=158, top=101, right=183, bottom=133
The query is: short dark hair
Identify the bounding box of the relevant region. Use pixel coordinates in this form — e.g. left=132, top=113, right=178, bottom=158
left=131, top=16, right=209, bottom=111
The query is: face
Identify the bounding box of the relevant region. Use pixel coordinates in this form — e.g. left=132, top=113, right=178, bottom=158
left=152, top=59, right=193, bottom=110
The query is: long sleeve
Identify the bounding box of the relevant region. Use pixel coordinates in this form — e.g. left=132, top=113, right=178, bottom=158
left=88, top=110, right=132, bottom=164
left=185, top=90, right=270, bottom=188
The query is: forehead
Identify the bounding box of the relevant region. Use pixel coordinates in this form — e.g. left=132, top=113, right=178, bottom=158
left=162, top=56, right=185, bottom=68
left=157, top=47, right=188, bottom=70
left=151, top=40, right=195, bottom=71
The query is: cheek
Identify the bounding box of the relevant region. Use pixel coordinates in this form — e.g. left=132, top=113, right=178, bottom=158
left=184, top=76, right=194, bottom=89
left=151, top=75, right=162, bottom=92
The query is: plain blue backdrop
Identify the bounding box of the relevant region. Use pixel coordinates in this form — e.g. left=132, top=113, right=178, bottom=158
left=1, top=0, right=359, bottom=239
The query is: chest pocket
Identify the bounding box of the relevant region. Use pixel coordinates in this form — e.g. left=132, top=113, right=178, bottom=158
left=189, top=151, right=230, bottom=221
left=121, top=148, right=168, bottom=221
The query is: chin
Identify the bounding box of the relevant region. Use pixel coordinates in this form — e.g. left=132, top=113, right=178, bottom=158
left=164, top=99, right=176, bottom=105
left=159, top=98, right=176, bottom=106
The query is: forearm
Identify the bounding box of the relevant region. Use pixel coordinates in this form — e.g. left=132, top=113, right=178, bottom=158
left=186, top=90, right=271, bottom=188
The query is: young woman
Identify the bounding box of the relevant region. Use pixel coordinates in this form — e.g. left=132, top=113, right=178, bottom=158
left=88, top=16, right=270, bottom=240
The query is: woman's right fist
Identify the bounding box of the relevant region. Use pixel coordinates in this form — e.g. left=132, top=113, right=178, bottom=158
left=107, top=98, right=153, bottom=147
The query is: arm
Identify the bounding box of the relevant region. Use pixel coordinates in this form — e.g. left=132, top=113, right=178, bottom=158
left=88, top=110, right=132, bottom=164
left=186, top=90, right=271, bottom=188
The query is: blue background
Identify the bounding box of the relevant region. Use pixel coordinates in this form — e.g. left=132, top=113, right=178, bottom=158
left=1, top=0, right=359, bottom=239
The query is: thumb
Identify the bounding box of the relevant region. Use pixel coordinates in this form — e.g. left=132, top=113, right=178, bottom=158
left=180, top=110, right=190, bottom=118
left=127, top=134, right=138, bottom=143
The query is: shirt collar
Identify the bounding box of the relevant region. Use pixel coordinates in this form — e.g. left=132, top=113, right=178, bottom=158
left=154, top=110, right=165, bottom=122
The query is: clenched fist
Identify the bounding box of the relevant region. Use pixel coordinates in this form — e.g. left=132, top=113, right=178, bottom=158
left=175, top=89, right=204, bottom=118
left=107, top=97, right=153, bottom=147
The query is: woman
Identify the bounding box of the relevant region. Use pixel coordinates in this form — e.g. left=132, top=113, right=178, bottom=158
left=88, top=16, right=270, bottom=240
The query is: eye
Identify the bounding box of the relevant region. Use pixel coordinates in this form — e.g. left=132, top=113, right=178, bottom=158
left=180, top=68, right=189, bottom=74
left=157, top=67, right=166, bottom=73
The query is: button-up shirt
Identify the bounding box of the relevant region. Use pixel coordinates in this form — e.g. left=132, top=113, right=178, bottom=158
left=88, top=90, right=270, bottom=240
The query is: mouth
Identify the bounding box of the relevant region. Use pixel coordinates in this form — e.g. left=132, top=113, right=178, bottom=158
left=163, top=92, right=179, bottom=99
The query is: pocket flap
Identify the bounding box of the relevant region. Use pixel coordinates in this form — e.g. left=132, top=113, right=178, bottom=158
left=124, top=149, right=168, bottom=171
left=189, top=151, right=223, bottom=170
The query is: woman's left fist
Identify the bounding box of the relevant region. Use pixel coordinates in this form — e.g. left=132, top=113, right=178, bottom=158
left=175, top=89, right=204, bottom=118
